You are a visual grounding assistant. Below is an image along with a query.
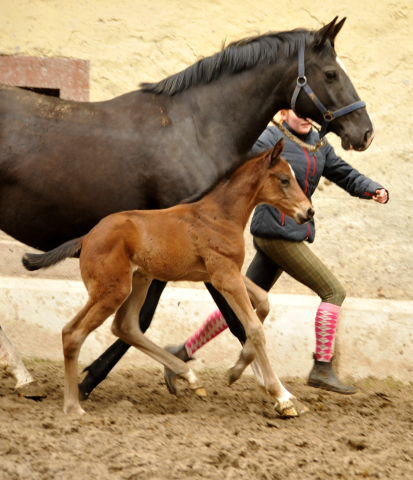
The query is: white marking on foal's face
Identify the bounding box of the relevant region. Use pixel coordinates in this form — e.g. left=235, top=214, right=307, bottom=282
left=289, top=164, right=296, bottom=178
left=336, top=55, right=348, bottom=75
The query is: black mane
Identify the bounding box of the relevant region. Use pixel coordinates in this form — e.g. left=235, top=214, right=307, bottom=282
left=180, top=148, right=271, bottom=205
left=140, top=29, right=313, bottom=96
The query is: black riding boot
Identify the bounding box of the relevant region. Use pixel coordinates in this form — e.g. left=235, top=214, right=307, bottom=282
left=163, top=343, right=191, bottom=395
left=307, top=354, right=357, bottom=395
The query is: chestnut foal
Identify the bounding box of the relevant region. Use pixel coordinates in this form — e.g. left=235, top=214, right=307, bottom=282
left=23, top=139, right=314, bottom=416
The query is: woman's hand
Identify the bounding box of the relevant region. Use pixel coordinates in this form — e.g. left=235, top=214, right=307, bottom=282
left=373, top=189, right=388, bottom=204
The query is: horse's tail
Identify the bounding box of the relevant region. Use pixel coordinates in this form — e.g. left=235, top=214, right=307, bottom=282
left=22, top=236, right=85, bottom=271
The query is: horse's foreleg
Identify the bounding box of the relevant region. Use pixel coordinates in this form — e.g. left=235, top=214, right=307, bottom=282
left=111, top=276, right=205, bottom=397
left=78, top=279, right=167, bottom=400
left=0, top=326, right=46, bottom=398
left=211, top=269, right=304, bottom=417
left=205, top=283, right=247, bottom=344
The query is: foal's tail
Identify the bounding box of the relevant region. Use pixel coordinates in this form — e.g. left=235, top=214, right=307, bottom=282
left=22, top=237, right=85, bottom=271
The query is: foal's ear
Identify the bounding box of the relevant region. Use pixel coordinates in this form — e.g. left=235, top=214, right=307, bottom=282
left=315, top=17, right=345, bottom=47
left=269, top=138, right=284, bottom=167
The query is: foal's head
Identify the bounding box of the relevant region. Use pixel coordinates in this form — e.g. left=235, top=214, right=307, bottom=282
left=257, top=139, right=314, bottom=224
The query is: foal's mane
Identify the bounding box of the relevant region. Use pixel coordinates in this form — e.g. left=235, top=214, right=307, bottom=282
left=140, top=29, right=313, bottom=96
left=180, top=148, right=271, bottom=205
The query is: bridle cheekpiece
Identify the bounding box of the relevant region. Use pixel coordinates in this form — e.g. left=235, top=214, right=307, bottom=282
left=291, top=43, right=366, bottom=141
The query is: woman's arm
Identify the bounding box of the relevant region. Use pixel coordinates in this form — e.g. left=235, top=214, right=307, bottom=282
left=322, top=143, right=389, bottom=202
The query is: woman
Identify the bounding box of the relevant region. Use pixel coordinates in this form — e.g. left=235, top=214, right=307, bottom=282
left=164, top=110, right=388, bottom=395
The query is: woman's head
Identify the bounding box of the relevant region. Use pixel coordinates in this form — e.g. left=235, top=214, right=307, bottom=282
left=280, top=110, right=313, bottom=135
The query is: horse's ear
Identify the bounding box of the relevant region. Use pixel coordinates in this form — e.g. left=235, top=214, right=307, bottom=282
left=269, top=138, right=284, bottom=167
left=330, top=17, right=346, bottom=43
left=315, top=17, right=339, bottom=47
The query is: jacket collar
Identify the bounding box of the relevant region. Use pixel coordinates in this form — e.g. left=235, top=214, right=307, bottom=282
left=282, top=121, right=313, bottom=142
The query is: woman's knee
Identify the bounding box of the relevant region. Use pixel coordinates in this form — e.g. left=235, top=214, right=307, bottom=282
left=325, top=281, right=346, bottom=306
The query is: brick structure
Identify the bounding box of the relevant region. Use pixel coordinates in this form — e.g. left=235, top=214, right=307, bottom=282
left=0, top=56, right=89, bottom=101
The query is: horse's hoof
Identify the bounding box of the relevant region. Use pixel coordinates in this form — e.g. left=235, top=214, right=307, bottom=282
left=163, top=344, right=191, bottom=395
left=78, top=388, right=89, bottom=401
left=78, top=372, right=99, bottom=401
left=279, top=406, right=299, bottom=418
left=194, top=387, right=207, bottom=397
left=290, top=397, right=309, bottom=416
left=15, top=381, right=47, bottom=400
left=228, top=368, right=241, bottom=386
left=276, top=397, right=309, bottom=418
left=164, top=367, right=178, bottom=395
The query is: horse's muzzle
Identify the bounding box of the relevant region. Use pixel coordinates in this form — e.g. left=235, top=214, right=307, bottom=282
left=296, top=206, right=315, bottom=224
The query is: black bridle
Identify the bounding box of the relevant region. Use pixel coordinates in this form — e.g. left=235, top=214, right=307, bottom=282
left=291, top=43, right=366, bottom=140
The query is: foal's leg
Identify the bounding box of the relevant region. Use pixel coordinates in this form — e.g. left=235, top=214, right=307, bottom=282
left=111, top=276, right=206, bottom=396
left=79, top=280, right=168, bottom=399
left=243, top=276, right=270, bottom=322
left=63, top=293, right=128, bottom=414
left=210, top=268, right=299, bottom=417
left=0, top=326, right=46, bottom=398
left=228, top=276, right=269, bottom=387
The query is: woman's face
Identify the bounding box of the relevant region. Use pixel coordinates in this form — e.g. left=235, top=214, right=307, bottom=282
left=281, top=110, right=313, bottom=135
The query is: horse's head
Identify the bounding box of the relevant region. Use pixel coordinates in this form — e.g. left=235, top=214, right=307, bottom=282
left=258, top=139, right=315, bottom=224
left=293, top=17, right=374, bottom=151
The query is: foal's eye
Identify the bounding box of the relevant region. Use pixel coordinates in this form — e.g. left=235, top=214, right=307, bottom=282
left=325, top=71, right=337, bottom=81
left=281, top=178, right=290, bottom=186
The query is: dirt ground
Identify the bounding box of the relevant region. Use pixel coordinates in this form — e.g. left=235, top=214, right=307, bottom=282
left=1, top=361, right=413, bottom=480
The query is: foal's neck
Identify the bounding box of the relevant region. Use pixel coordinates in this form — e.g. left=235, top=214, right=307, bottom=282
left=199, top=157, right=264, bottom=229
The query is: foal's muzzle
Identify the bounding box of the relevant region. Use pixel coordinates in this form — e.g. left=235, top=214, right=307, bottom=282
left=296, top=206, right=315, bottom=224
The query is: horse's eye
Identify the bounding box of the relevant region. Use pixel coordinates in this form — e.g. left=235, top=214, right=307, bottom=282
left=325, top=71, right=337, bottom=81
left=281, top=178, right=290, bottom=186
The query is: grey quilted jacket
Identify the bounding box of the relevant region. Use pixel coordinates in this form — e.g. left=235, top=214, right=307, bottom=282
left=250, top=124, right=385, bottom=243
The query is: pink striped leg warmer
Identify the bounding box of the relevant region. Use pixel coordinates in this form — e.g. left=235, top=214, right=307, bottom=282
left=185, top=309, right=228, bottom=358
left=315, top=302, right=340, bottom=362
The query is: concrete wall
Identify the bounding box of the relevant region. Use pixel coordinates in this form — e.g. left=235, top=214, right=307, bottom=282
left=2, top=276, right=413, bottom=382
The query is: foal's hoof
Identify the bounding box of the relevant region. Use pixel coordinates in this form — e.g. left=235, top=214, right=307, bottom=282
left=194, top=387, right=207, bottom=398
left=64, top=404, right=86, bottom=416
left=276, top=397, right=309, bottom=418
left=15, top=381, right=47, bottom=400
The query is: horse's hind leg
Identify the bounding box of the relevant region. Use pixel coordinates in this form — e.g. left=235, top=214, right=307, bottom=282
left=111, top=276, right=205, bottom=396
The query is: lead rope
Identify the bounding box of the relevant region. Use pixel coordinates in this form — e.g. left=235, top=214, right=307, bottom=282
left=270, top=118, right=327, bottom=153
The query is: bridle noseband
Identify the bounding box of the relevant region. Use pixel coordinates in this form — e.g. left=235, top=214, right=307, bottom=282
left=291, top=43, right=366, bottom=140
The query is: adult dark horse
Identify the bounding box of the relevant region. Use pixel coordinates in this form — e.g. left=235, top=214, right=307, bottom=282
left=1, top=18, right=373, bottom=398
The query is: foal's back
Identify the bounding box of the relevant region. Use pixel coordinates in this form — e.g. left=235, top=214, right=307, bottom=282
left=79, top=141, right=302, bottom=289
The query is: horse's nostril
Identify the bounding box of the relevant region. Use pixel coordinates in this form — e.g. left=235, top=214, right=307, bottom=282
left=307, top=207, right=315, bottom=219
